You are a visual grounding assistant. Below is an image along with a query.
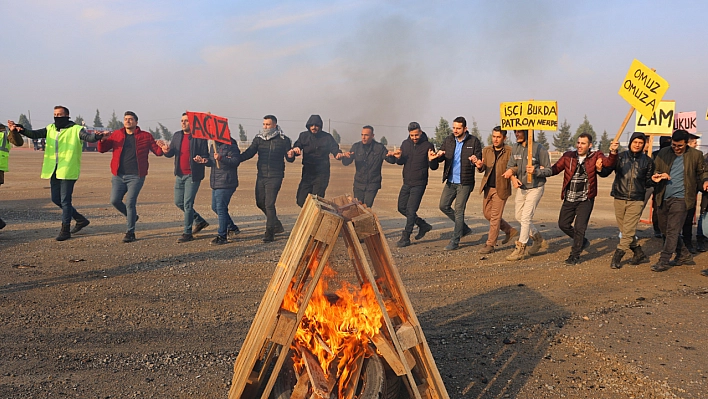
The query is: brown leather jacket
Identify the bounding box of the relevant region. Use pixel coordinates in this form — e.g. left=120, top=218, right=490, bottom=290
left=476, top=145, right=512, bottom=200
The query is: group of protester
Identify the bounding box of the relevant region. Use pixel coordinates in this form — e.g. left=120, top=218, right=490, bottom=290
left=2, top=107, right=707, bottom=277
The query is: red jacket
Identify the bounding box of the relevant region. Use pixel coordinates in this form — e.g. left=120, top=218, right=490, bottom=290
left=551, top=150, right=617, bottom=200
left=97, top=127, right=163, bottom=177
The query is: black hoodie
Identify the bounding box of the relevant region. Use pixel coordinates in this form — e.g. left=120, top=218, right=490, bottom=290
left=293, top=115, right=341, bottom=169
left=385, top=132, right=438, bottom=187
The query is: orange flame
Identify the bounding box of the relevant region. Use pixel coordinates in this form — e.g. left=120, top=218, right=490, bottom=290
left=282, top=263, right=383, bottom=397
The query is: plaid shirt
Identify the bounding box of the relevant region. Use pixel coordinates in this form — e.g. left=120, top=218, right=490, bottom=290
left=565, top=159, right=589, bottom=202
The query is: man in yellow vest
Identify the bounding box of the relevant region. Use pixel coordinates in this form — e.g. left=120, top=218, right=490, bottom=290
left=0, top=122, right=25, bottom=230
left=8, top=106, right=103, bottom=240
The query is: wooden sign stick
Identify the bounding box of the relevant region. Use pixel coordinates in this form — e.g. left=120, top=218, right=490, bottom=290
left=206, top=111, right=221, bottom=169
left=527, top=129, right=534, bottom=183
left=612, top=106, right=635, bottom=143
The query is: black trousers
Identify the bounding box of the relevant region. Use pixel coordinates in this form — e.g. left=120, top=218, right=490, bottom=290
left=558, top=198, right=594, bottom=257
left=657, top=197, right=687, bottom=262
left=682, top=205, right=696, bottom=245
left=397, top=184, right=426, bottom=234
left=353, top=186, right=379, bottom=208
left=255, top=176, right=283, bottom=230
left=296, top=165, right=330, bottom=207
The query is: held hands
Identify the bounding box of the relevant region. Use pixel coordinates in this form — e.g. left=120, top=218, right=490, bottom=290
left=158, top=140, right=169, bottom=151
left=651, top=173, right=670, bottom=183
left=193, top=155, right=208, bottom=164
left=341, top=151, right=353, bottom=159
left=501, top=169, right=514, bottom=179
left=469, top=155, right=483, bottom=169
left=511, top=176, right=522, bottom=189
left=703, top=181, right=708, bottom=192
left=7, top=120, right=22, bottom=132
left=428, top=149, right=444, bottom=161
left=335, top=152, right=344, bottom=160
left=291, top=147, right=302, bottom=156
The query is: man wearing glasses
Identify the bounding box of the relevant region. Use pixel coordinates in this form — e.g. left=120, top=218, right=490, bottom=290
left=650, top=129, right=708, bottom=272
left=550, top=133, right=618, bottom=265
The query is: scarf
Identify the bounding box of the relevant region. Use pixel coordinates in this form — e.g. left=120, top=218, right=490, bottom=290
left=257, top=125, right=282, bottom=141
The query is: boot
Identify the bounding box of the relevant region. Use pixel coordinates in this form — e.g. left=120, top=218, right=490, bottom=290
left=670, top=244, right=696, bottom=266
left=263, top=228, right=275, bottom=243
left=274, top=220, right=285, bottom=235
left=56, top=223, right=71, bottom=241
left=414, top=221, right=432, bottom=240
left=629, top=245, right=648, bottom=265
left=505, top=241, right=528, bottom=261
left=610, top=249, right=625, bottom=269
left=71, top=214, right=90, bottom=234
left=502, top=227, right=518, bottom=244
left=528, top=231, right=548, bottom=255
left=697, top=236, right=707, bottom=252
left=397, top=231, right=411, bottom=248
left=0, top=217, right=6, bottom=230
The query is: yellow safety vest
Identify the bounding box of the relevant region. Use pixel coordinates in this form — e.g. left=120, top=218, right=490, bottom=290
left=0, top=128, right=11, bottom=172
left=41, top=124, right=84, bottom=180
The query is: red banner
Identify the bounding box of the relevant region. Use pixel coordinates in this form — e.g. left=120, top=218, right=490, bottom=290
left=186, top=111, right=232, bottom=144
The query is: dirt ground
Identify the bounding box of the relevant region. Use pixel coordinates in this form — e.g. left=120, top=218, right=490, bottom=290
left=1, top=148, right=706, bottom=399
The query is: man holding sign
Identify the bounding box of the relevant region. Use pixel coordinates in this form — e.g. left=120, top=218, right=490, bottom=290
left=291, top=115, right=342, bottom=207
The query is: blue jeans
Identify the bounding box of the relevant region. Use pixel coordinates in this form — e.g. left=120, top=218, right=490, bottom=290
left=174, top=175, right=205, bottom=234
left=110, top=174, right=145, bottom=233
left=212, top=187, right=236, bottom=237
left=50, top=171, right=81, bottom=225
left=439, top=182, right=473, bottom=244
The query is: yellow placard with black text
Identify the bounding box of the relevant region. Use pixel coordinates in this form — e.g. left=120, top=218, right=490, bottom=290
left=500, top=101, right=558, bottom=131
left=634, top=100, right=674, bottom=134
left=618, top=59, right=670, bottom=120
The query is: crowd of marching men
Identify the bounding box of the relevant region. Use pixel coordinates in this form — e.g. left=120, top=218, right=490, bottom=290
left=1, top=106, right=707, bottom=276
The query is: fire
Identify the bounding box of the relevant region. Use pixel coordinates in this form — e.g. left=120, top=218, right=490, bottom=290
left=282, top=262, right=383, bottom=397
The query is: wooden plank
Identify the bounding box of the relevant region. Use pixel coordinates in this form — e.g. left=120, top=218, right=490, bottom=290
left=314, top=211, right=342, bottom=242
left=290, top=371, right=310, bottom=399
left=270, top=310, right=298, bottom=346
left=300, top=346, right=330, bottom=398
left=342, top=353, right=365, bottom=399
left=396, top=322, right=421, bottom=351
left=351, top=213, right=377, bottom=238
left=404, top=349, right=417, bottom=370
left=371, top=332, right=407, bottom=376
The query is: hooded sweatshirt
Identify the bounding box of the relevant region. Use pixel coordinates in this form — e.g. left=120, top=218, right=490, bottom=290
left=293, top=115, right=341, bottom=170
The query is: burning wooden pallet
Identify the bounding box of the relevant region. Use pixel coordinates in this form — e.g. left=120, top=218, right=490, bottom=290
left=228, top=195, right=449, bottom=399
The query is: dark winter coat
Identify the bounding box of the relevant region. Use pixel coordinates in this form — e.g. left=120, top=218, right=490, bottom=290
left=598, top=133, right=655, bottom=201
left=162, top=131, right=209, bottom=182
left=652, top=146, right=708, bottom=208
left=240, top=133, right=295, bottom=179
left=341, top=140, right=388, bottom=190
left=431, top=133, right=482, bottom=186
left=385, top=132, right=438, bottom=187
left=207, top=139, right=241, bottom=190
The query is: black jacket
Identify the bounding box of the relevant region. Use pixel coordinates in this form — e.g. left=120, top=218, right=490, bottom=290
left=293, top=115, right=341, bottom=171
left=599, top=150, right=655, bottom=201
left=342, top=140, right=388, bottom=190
left=207, top=139, right=241, bottom=190
left=385, top=132, right=438, bottom=187
left=163, top=131, right=209, bottom=182
left=432, top=133, right=482, bottom=186
left=240, top=133, right=295, bottom=179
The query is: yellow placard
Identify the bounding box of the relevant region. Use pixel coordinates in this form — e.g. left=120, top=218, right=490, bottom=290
left=500, top=100, right=558, bottom=131
left=705, top=107, right=708, bottom=120
left=635, top=100, right=675, bottom=134
left=618, top=59, right=670, bottom=120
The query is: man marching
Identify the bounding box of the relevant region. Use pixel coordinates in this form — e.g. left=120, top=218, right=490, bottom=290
left=550, top=133, right=618, bottom=265
left=98, top=111, right=164, bottom=243
left=597, top=132, right=654, bottom=268
left=471, top=126, right=517, bottom=254
left=8, top=106, right=102, bottom=240
left=386, top=122, right=438, bottom=247
left=158, top=113, right=210, bottom=243
left=241, top=115, right=295, bottom=242
left=340, top=125, right=389, bottom=207
left=0, top=122, right=25, bottom=230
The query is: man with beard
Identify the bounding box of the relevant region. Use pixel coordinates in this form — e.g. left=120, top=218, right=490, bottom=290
left=550, top=133, right=618, bottom=265
left=340, top=125, right=388, bottom=207
left=650, top=129, right=708, bottom=272
left=428, top=116, right=483, bottom=251
left=291, top=115, right=342, bottom=207
left=241, top=115, right=295, bottom=242
left=471, top=126, right=517, bottom=254
left=597, top=132, right=654, bottom=268
left=386, top=122, right=438, bottom=247
left=8, top=106, right=103, bottom=240
left=158, top=113, right=211, bottom=242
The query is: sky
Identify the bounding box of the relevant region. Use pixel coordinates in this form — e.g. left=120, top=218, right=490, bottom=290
left=1, top=0, right=707, bottom=145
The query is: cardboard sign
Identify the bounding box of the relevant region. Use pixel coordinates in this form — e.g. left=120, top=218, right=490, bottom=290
left=618, top=59, right=670, bottom=120
left=674, top=111, right=697, bottom=133
left=635, top=100, right=674, bottom=134
left=186, top=111, right=232, bottom=144
left=500, top=100, right=558, bottom=131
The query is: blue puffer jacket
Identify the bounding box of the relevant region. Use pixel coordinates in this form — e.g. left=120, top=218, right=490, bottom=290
left=207, top=139, right=241, bottom=189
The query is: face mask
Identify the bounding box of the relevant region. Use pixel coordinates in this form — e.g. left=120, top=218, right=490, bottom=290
left=54, top=116, right=71, bottom=129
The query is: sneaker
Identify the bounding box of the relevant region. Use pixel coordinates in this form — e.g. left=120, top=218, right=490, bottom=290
left=479, top=245, right=495, bottom=254
left=651, top=261, right=671, bottom=272
left=211, top=235, right=228, bottom=245
left=193, top=220, right=209, bottom=234
left=444, top=241, right=459, bottom=251
left=228, top=228, right=241, bottom=239
left=177, top=233, right=193, bottom=243
left=564, top=255, right=580, bottom=265
left=414, top=222, right=432, bottom=240
left=502, top=228, right=518, bottom=245
left=274, top=221, right=285, bottom=235
left=123, top=232, right=136, bottom=243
